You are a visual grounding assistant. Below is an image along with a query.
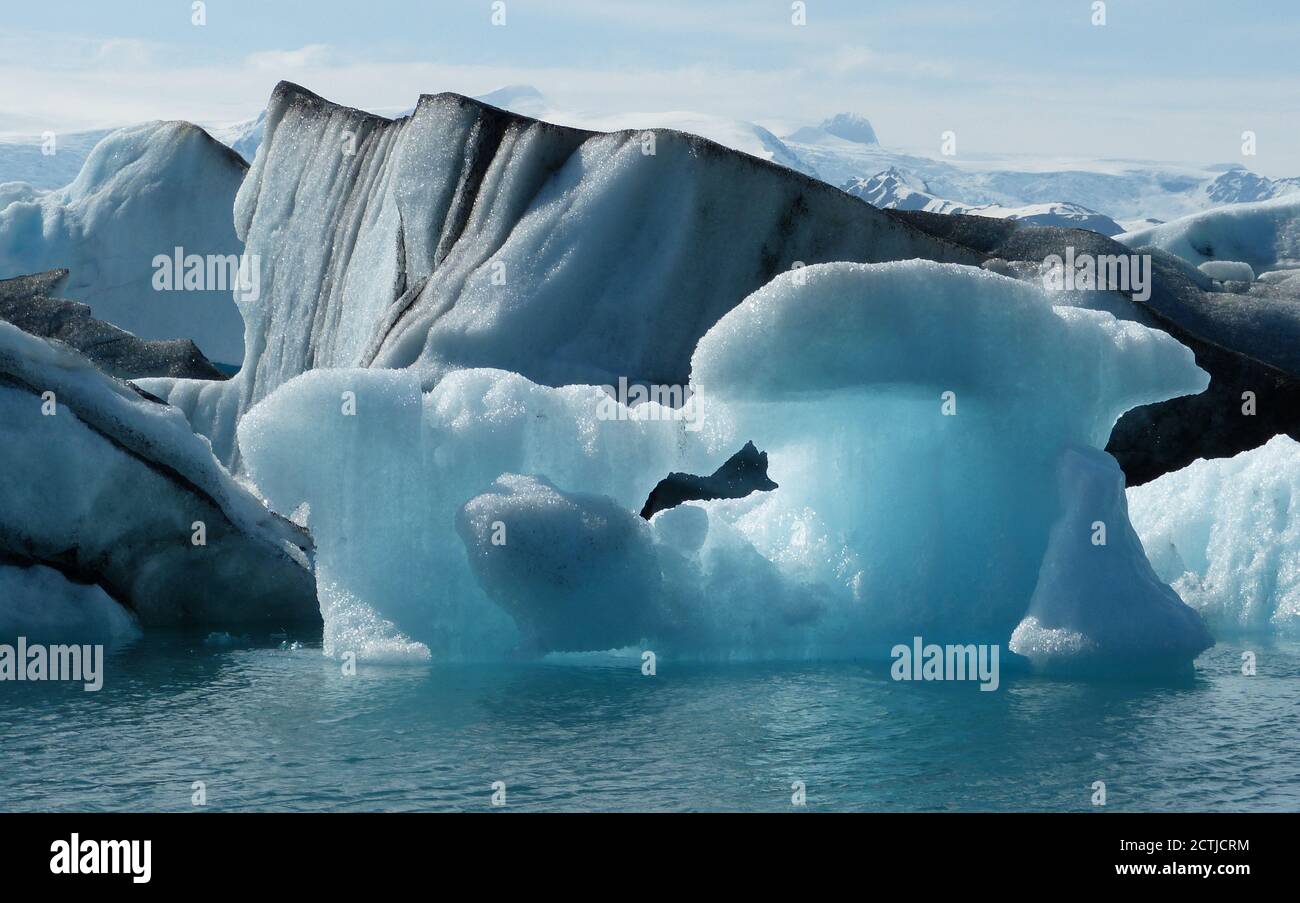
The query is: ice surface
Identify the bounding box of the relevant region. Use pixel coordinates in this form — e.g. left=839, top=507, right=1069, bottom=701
left=0, top=122, right=248, bottom=365
left=1128, top=435, right=1300, bottom=632
left=0, top=563, right=140, bottom=646
left=239, top=261, right=1210, bottom=668
left=0, top=321, right=316, bottom=628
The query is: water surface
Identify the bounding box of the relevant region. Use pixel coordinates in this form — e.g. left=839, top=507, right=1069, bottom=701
left=2, top=635, right=1296, bottom=811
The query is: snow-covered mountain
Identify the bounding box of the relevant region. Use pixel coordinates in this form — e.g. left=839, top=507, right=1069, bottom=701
left=844, top=167, right=1126, bottom=236
left=208, top=110, right=266, bottom=163
left=783, top=131, right=1300, bottom=225
left=783, top=112, right=879, bottom=147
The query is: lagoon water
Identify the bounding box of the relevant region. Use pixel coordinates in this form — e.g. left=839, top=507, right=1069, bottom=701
left=2, top=635, right=1297, bottom=812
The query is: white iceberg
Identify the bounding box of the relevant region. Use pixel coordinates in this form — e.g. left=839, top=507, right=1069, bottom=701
left=0, top=321, right=317, bottom=630
left=1128, top=435, right=1300, bottom=632
left=0, top=121, right=248, bottom=366
left=1118, top=193, right=1300, bottom=276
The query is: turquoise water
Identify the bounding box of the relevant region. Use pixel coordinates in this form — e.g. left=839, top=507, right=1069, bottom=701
left=2, top=635, right=1297, bottom=812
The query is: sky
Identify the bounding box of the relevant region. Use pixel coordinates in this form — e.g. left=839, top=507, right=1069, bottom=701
left=2, top=0, right=1298, bottom=175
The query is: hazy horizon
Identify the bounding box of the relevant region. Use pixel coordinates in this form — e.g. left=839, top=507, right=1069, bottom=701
left=2, top=0, right=1298, bottom=176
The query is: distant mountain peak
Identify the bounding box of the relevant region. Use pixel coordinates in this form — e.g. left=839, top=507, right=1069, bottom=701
left=819, top=113, right=878, bottom=145
left=474, top=85, right=548, bottom=117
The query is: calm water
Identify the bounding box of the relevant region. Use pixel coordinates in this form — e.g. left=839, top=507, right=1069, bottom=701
left=1, top=634, right=1297, bottom=812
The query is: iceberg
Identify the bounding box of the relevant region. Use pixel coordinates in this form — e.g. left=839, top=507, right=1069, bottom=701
left=0, top=121, right=248, bottom=366
left=1128, top=435, right=1300, bottom=632
left=238, top=261, right=1211, bottom=669
left=237, top=366, right=713, bottom=660
left=0, top=320, right=317, bottom=630
left=142, top=82, right=979, bottom=468
left=1117, top=194, right=1300, bottom=276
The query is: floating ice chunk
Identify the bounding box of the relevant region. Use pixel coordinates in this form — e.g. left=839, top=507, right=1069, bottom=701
left=1197, top=260, right=1256, bottom=283
left=0, top=563, right=140, bottom=646
left=0, top=270, right=226, bottom=380
left=236, top=366, right=711, bottom=659
left=1128, top=435, right=1300, bottom=632
left=1011, top=447, right=1212, bottom=671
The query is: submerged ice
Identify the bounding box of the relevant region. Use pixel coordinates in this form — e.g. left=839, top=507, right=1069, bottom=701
left=238, top=261, right=1212, bottom=669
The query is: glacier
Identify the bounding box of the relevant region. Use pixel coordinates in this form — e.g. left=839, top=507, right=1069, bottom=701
left=1128, top=435, right=1300, bottom=633
left=0, top=121, right=248, bottom=366
left=237, top=260, right=1212, bottom=669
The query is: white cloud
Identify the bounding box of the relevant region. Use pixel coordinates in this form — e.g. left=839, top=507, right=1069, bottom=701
left=245, top=45, right=335, bottom=72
